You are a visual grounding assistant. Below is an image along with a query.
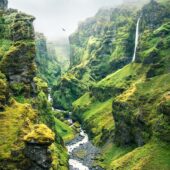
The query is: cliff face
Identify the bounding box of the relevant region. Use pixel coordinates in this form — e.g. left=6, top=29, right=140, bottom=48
left=69, top=7, right=135, bottom=79
left=0, top=10, right=36, bottom=97
left=35, top=33, right=61, bottom=85
left=52, top=6, right=137, bottom=110
left=111, top=0, right=170, bottom=147
left=0, top=4, right=68, bottom=170
left=52, top=0, right=170, bottom=169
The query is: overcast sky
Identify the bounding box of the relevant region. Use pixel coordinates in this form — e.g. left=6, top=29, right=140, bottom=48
left=8, top=0, right=123, bottom=40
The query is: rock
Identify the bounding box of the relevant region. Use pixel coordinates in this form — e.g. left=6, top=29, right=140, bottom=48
left=0, top=10, right=36, bottom=97
left=24, top=124, right=55, bottom=145
left=24, top=124, right=55, bottom=170
left=24, top=144, right=52, bottom=170
left=0, top=0, right=8, bottom=10
left=112, top=101, right=150, bottom=146
left=141, top=0, right=170, bottom=30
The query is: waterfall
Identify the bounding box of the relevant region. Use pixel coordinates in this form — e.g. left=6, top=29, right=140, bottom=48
left=132, top=17, right=141, bottom=62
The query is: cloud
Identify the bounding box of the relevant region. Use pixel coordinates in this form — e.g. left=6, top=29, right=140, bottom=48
left=8, top=0, right=123, bottom=40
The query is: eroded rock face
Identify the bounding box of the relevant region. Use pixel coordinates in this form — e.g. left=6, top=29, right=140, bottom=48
left=24, top=144, right=52, bottom=170
left=112, top=101, right=150, bottom=146
left=0, top=10, right=36, bottom=97
left=140, top=0, right=170, bottom=30
left=24, top=124, right=55, bottom=170
left=0, top=0, right=8, bottom=10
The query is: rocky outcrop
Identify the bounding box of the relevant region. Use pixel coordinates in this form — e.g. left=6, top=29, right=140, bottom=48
left=112, top=101, right=150, bottom=146
left=24, top=124, right=55, bottom=170
left=0, top=0, right=8, bottom=10
left=0, top=10, right=36, bottom=97
left=52, top=73, right=87, bottom=110
left=140, top=0, right=170, bottom=30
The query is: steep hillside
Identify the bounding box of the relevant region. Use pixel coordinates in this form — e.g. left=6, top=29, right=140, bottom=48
left=0, top=3, right=69, bottom=170
left=52, top=0, right=170, bottom=169
left=52, top=4, right=138, bottom=110
left=35, top=33, right=61, bottom=85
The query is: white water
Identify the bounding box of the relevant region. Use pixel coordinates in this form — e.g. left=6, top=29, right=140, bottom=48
left=67, top=129, right=88, bottom=153
left=48, top=90, right=89, bottom=169
left=69, top=159, right=89, bottom=170
left=66, top=129, right=89, bottom=170
left=48, top=90, right=52, bottom=102
left=132, top=17, right=141, bottom=62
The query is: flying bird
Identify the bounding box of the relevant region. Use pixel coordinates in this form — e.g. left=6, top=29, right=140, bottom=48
left=62, top=28, right=66, bottom=32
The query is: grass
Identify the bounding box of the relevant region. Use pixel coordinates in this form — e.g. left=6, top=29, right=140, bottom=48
left=73, top=93, right=114, bottom=145
left=110, top=140, right=170, bottom=170
left=97, top=63, right=148, bottom=88
left=73, top=63, right=149, bottom=145
left=96, top=142, right=133, bottom=169
left=136, top=73, right=170, bottom=96
left=50, top=143, right=68, bottom=170
left=54, top=118, right=75, bottom=143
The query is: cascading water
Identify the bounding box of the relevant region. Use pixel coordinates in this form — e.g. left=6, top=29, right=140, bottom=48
left=48, top=90, right=100, bottom=170
left=132, top=17, right=141, bottom=62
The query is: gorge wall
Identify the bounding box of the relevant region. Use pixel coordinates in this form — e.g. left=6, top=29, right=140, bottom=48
left=0, top=2, right=69, bottom=170
left=52, top=0, right=170, bottom=169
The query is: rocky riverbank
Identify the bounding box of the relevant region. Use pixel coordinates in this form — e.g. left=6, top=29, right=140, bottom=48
left=67, top=128, right=103, bottom=170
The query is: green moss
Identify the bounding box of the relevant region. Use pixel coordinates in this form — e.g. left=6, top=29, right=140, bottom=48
left=24, top=124, right=55, bottom=144
left=0, top=72, right=7, bottom=109
left=0, top=100, right=36, bottom=168
left=33, top=77, right=48, bottom=93
left=110, top=141, right=170, bottom=170
left=10, top=82, right=25, bottom=95
left=73, top=93, right=114, bottom=145
left=0, top=39, right=12, bottom=60
left=54, top=118, right=75, bottom=143
left=50, top=143, right=68, bottom=170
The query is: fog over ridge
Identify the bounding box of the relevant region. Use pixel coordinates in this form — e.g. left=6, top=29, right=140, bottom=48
left=9, top=0, right=123, bottom=40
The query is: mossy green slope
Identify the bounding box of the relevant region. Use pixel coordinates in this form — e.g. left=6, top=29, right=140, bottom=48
left=59, top=0, right=170, bottom=169
left=0, top=100, right=36, bottom=169
left=110, top=141, right=170, bottom=170
left=35, top=32, right=62, bottom=85
left=54, top=117, right=75, bottom=143
left=52, top=4, right=139, bottom=110
left=0, top=7, right=69, bottom=170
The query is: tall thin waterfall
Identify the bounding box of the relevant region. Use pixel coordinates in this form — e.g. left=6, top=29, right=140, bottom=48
left=132, top=17, right=141, bottom=62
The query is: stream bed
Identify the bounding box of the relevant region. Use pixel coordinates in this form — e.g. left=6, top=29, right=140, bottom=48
left=66, top=128, right=101, bottom=170
left=48, top=90, right=102, bottom=170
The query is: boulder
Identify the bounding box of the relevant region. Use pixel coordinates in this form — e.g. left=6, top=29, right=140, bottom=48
left=24, top=124, right=55, bottom=170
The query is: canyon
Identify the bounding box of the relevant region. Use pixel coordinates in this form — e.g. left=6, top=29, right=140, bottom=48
left=0, top=0, right=170, bottom=170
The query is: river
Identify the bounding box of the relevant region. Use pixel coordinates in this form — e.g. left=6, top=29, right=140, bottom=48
left=67, top=129, right=90, bottom=170
left=48, top=90, right=101, bottom=170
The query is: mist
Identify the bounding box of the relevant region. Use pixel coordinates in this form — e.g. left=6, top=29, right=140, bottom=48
left=8, top=0, right=123, bottom=40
